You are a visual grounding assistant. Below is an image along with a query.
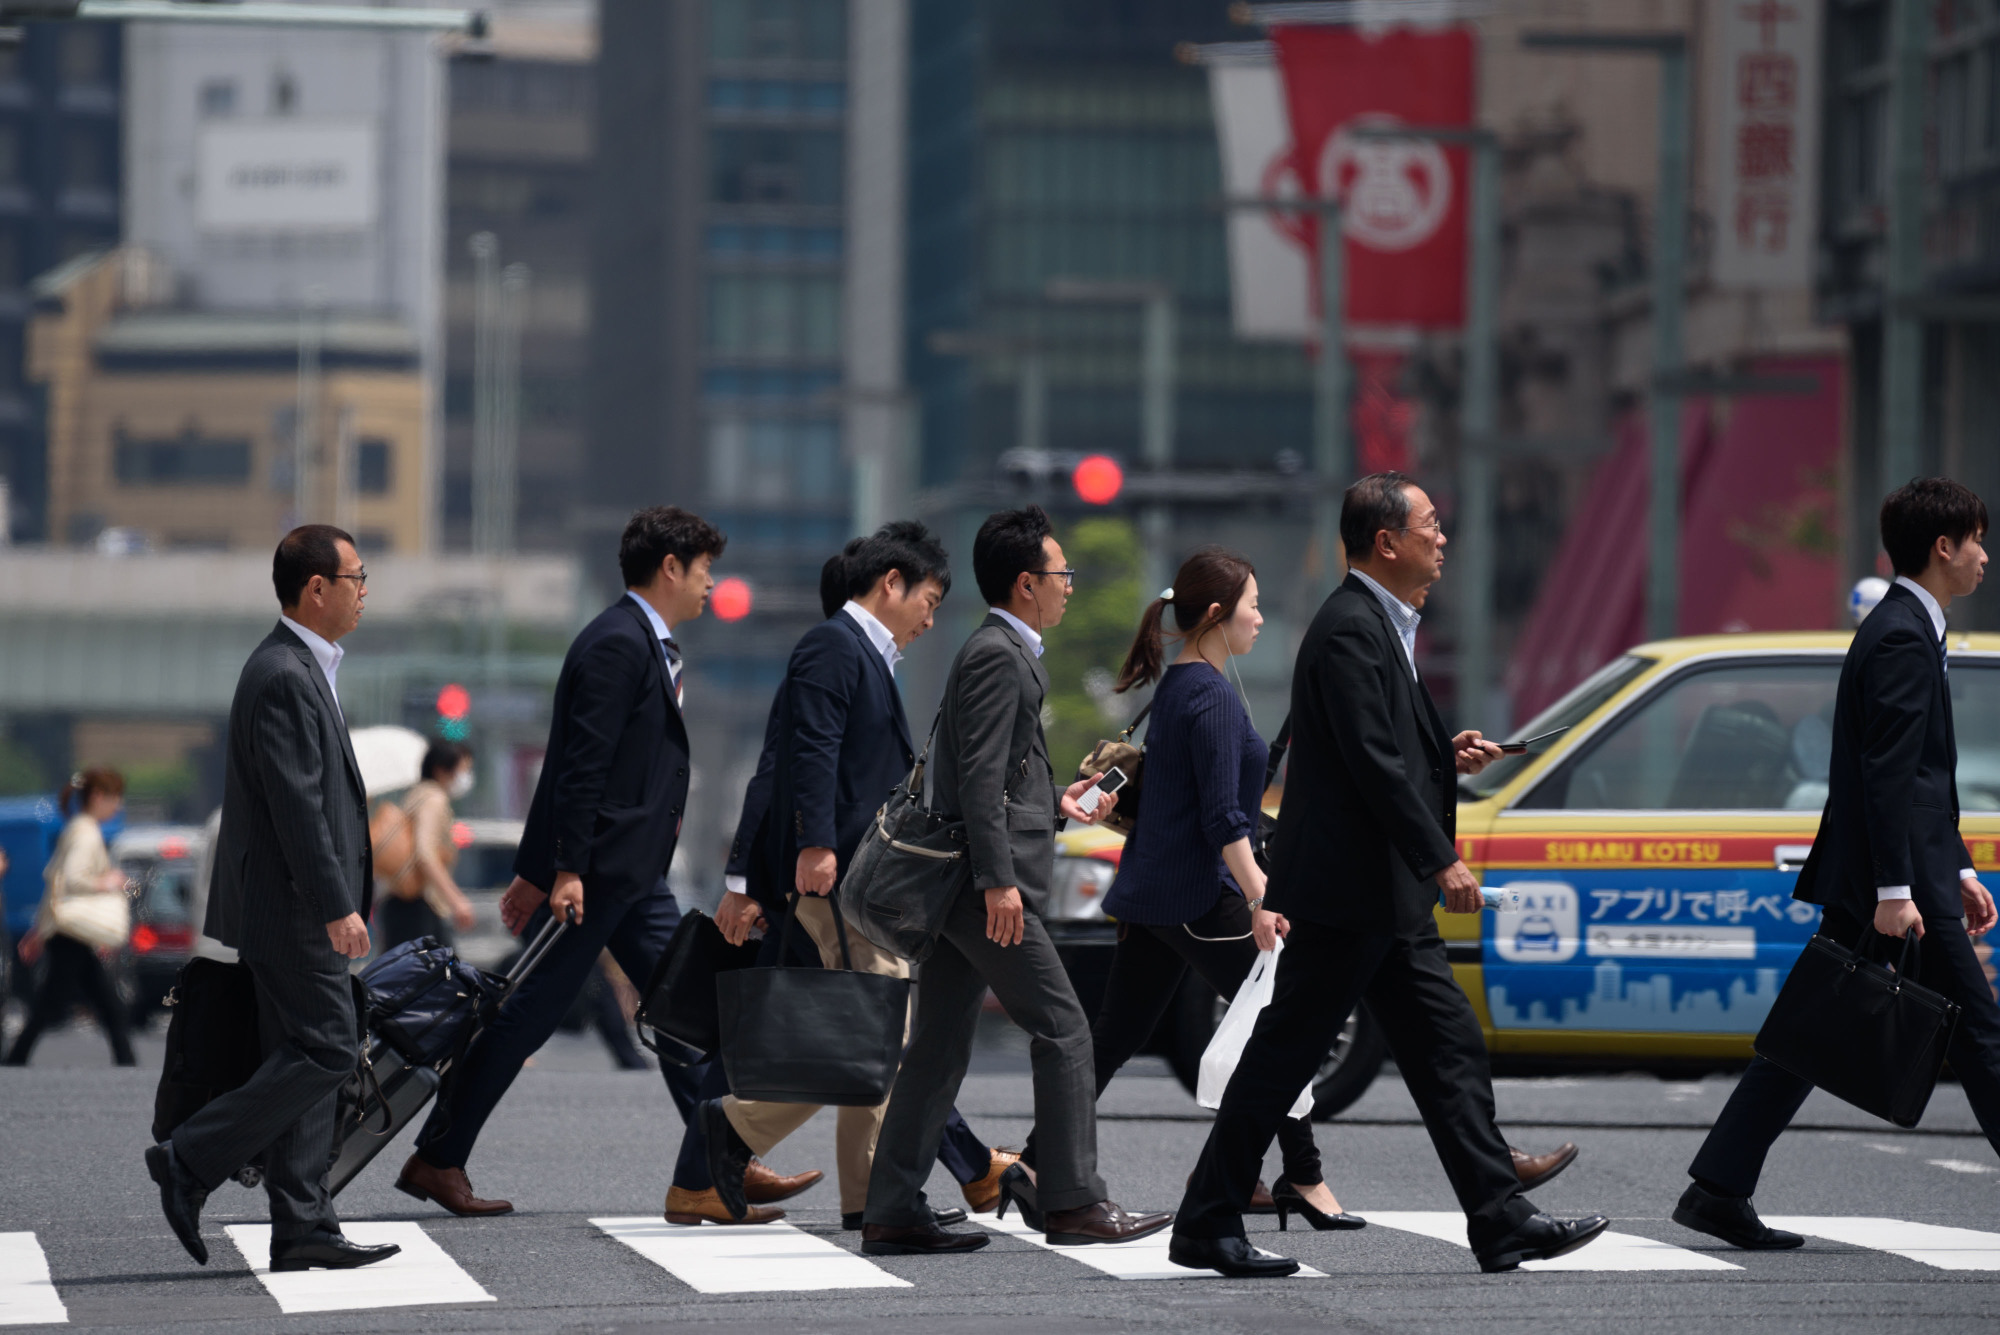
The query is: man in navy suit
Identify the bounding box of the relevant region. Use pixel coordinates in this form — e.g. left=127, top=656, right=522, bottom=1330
left=395, top=507, right=725, bottom=1218
left=1677, top=477, right=1999, bottom=1249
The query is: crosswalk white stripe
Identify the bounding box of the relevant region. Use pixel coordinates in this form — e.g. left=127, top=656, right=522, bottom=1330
left=1760, top=1217, right=2000, bottom=1271
left=223, top=1223, right=496, bottom=1313
left=1364, top=1212, right=1742, bottom=1271
left=975, top=1214, right=1325, bottom=1280
left=0, top=1234, right=67, bottom=1327
left=592, top=1218, right=910, bottom=1293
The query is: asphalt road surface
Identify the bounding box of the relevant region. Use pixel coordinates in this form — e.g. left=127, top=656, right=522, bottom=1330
left=4, top=1019, right=1999, bottom=1334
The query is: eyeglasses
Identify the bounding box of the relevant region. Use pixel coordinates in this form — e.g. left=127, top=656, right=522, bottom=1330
left=331, top=570, right=368, bottom=589
left=1393, top=522, right=1444, bottom=539
left=1031, top=568, right=1077, bottom=588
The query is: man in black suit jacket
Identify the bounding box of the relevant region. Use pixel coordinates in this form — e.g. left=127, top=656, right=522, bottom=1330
left=148, top=526, right=399, bottom=1273
left=1170, top=474, right=1609, bottom=1278
left=396, top=507, right=725, bottom=1217
left=1677, top=478, right=2000, bottom=1249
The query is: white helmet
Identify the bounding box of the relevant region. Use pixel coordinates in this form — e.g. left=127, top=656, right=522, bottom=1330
left=1849, top=576, right=1891, bottom=626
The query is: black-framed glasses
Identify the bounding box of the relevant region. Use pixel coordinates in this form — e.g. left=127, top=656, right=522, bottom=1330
left=1031, top=568, right=1077, bottom=588
left=331, top=569, right=368, bottom=589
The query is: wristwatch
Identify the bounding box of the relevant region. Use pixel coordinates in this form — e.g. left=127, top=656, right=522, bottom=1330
left=1247, top=896, right=1265, bottom=911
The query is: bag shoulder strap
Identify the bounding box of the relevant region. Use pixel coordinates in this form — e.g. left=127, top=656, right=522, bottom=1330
left=1118, top=699, right=1153, bottom=742
left=1263, top=712, right=1293, bottom=789
left=777, top=893, right=854, bottom=972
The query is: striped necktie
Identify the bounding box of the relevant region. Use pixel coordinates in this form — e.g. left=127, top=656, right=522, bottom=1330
left=661, top=636, right=683, bottom=707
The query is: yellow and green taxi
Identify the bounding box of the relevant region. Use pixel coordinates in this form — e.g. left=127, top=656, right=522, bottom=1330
left=1047, top=630, right=2000, bottom=1117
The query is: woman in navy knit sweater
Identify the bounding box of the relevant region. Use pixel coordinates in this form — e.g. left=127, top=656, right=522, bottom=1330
left=1088, top=547, right=1356, bottom=1230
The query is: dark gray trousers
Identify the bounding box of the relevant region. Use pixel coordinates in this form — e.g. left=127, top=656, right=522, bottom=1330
left=172, top=961, right=355, bottom=1242
left=864, top=885, right=1105, bottom=1226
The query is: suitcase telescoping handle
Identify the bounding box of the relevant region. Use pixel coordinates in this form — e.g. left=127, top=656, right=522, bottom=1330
left=499, top=909, right=571, bottom=1007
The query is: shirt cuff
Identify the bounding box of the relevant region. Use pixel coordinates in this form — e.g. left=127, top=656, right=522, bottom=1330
left=724, top=875, right=748, bottom=897
left=1962, top=868, right=1979, bottom=884
left=1876, top=885, right=1912, bottom=901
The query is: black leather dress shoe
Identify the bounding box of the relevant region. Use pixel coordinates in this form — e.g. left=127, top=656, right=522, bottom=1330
left=269, top=1230, right=401, bottom=1272
left=1475, top=1212, right=1612, bottom=1272
left=860, top=1221, right=991, bottom=1255
left=698, top=1099, right=753, bottom=1222
left=144, top=1142, right=209, bottom=1266
left=844, top=1206, right=967, bottom=1231
left=1672, top=1183, right=1804, bottom=1250
left=1167, top=1234, right=1299, bottom=1278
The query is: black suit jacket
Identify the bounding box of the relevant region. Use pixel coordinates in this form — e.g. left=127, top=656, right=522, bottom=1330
left=515, top=597, right=691, bottom=904
left=724, top=688, right=786, bottom=907
left=1264, top=575, right=1458, bottom=936
left=204, top=623, right=372, bottom=971
left=1794, top=581, right=1973, bottom=921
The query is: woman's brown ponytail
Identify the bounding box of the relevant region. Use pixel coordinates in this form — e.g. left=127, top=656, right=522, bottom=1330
left=1114, top=546, right=1256, bottom=693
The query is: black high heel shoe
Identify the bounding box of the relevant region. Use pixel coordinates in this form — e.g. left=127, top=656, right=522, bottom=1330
left=1271, top=1178, right=1366, bottom=1232
left=993, top=1163, right=1044, bottom=1230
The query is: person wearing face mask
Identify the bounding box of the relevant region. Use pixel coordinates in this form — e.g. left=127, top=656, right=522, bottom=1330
left=373, top=742, right=478, bottom=952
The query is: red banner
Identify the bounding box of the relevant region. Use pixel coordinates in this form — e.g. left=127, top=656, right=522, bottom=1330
left=1271, top=24, right=1475, bottom=329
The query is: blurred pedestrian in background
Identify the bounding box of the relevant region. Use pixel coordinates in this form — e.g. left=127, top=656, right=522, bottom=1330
left=372, top=741, right=478, bottom=951
left=4, top=767, right=135, bottom=1067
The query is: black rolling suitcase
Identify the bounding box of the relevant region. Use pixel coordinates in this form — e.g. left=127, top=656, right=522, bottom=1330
left=330, top=916, right=567, bottom=1195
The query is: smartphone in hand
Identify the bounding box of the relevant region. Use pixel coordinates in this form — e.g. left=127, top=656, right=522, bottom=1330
left=1078, top=766, right=1129, bottom=815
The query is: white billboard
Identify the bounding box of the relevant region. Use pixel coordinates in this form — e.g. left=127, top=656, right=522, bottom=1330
left=1208, top=61, right=1313, bottom=341
left=1709, top=0, right=1821, bottom=289
left=197, top=121, right=377, bottom=231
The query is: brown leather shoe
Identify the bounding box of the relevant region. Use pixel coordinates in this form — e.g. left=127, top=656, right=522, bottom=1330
left=1187, top=1170, right=1277, bottom=1215
left=395, top=1155, right=513, bottom=1217
left=861, top=1221, right=990, bottom=1255
left=961, top=1147, right=1021, bottom=1213
left=1043, top=1200, right=1173, bottom=1247
left=664, top=1185, right=785, bottom=1226
left=743, top=1157, right=823, bottom=1205
left=1512, top=1142, right=1579, bottom=1191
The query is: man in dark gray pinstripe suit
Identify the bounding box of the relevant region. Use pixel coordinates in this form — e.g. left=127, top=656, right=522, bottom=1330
left=146, top=525, right=398, bottom=1273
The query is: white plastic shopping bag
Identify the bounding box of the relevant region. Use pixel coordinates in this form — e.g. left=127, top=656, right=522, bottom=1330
left=1196, top=937, right=1313, bottom=1119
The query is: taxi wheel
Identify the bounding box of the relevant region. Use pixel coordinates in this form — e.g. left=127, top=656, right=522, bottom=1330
left=1165, top=978, right=1388, bottom=1119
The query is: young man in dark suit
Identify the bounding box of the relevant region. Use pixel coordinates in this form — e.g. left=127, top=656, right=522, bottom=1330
left=1170, top=473, right=1609, bottom=1278
left=860, top=507, right=1168, bottom=1254
left=148, top=525, right=398, bottom=1273
left=396, top=507, right=724, bottom=1217
left=1677, top=477, right=1998, bottom=1249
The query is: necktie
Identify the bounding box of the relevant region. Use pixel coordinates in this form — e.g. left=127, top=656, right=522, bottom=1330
left=661, top=636, right=683, bottom=707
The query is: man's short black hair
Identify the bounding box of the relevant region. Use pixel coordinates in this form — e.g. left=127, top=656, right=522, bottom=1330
left=619, top=506, right=727, bottom=588
left=273, top=523, right=355, bottom=608
left=972, top=506, right=1054, bottom=606
left=820, top=537, right=866, bottom=618
left=1340, top=470, right=1417, bottom=558
left=1882, top=477, right=1989, bottom=577
left=421, top=740, right=467, bottom=782
left=847, top=520, right=952, bottom=603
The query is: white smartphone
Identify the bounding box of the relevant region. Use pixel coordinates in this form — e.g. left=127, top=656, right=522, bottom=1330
left=1078, top=766, right=1130, bottom=815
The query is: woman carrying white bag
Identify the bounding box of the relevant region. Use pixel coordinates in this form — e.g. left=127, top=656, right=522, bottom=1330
left=1013, top=549, right=1361, bottom=1231
left=1198, top=937, right=1314, bottom=1123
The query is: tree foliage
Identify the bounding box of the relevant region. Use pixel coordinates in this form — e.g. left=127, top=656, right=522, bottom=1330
left=1041, top=516, right=1145, bottom=778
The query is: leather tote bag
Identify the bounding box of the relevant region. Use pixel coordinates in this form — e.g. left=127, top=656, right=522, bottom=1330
left=1754, top=928, right=1962, bottom=1128
left=1074, top=701, right=1151, bottom=838
left=715, top=896, right=911, bottom=1105
left=635, top=908, right=763, bottom=1065
left=837, top=709, right=971, bottom=963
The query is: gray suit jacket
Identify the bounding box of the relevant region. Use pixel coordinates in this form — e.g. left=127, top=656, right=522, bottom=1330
left=204, top=622, right=372, bottom=972
left=930, top=614, right=1059, bottom=912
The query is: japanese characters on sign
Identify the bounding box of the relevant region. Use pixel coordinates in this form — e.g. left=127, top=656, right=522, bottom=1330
left=1709, top=0, right=1822, bottom=289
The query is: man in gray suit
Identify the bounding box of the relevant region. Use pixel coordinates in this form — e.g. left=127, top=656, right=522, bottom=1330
left=860, top=506, right=1170, bottom=1254
left=146, top=525, right=398, bottom=1273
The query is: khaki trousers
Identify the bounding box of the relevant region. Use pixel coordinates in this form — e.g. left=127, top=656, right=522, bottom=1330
left=721, top=894, right=911, bottom=1214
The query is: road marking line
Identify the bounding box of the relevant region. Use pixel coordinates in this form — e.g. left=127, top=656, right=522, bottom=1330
left=1926, top=1159, right=1998, bottom=1175
left=1364, top=1212, right=1741, bottom=1271
left=222, top=1223, right=495, bottom=1313
left=0, top=1233, right=67, bottom=1326
left=591, top=1218, right=909, bottom=1293
left=975, top=1215, right=1324, bottom=1280
left=1761, top=1217, right=2000, bottom=1271
left=1865, top=1143, right=1909, bottom=1155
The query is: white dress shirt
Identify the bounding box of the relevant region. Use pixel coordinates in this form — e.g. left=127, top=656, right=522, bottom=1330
left=625, top=589, right=682, bottom=702
left=1348, top=569, right=1421, bottom=680
left=280, top=615, right=344, bottom=720
left=988, top=606, right=1045, bottom=658
left=1876, top=576, right=1975, bottom=902
left=843, top=600, right=903, bottom=674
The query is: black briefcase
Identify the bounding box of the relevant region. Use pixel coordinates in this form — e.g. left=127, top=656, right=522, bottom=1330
left=151, top=957, right=263, bottom=1142
left=1754, top=928, right=1962, bottom=1128
left=715, top=896, right=910, bottom=1105
left=635, top=909, right=763, bottom=1065
left=837, top=712, right=971, bottom=963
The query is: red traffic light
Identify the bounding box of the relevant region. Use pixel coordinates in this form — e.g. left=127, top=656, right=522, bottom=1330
left=712, top=576, right=753, bottom=622
left=1073, top=454, right=1124, bottom=505
left=436, top=683, right=471, bottom=721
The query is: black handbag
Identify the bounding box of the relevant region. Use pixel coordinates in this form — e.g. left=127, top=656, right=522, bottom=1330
left=1074, top=701, right=1151, bottom=838
left=837, top=708, right=971, bottom=963
left=151, top=956, right=264, bottom=1142
left=635, top=908, right=763, bottom=1065
left=1252, top=713, right=1293, bottom=874
left=715, top=895, right=911, bottom=1105
left=1753, top=927, right=1962, bottom=1128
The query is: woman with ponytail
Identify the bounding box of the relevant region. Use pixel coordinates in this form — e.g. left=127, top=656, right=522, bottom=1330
left=1013, top=548, right=1358, bottom=1231
left=5, top=767, right=136, bottom=1066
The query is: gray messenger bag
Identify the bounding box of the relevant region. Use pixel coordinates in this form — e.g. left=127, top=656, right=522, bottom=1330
left=837, top=710, right=971, bottom=963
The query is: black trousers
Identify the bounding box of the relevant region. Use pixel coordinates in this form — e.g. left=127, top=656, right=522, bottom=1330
left=171, top=961, right=356, bottom=1241
left=373, top=895, right=450, bottom=953
left=1690, top=903, right=2000, bottom=1196
left=5, top=933, right=135, bottom=1066
left=1024, top=890, right=1322, bottom=1186
left=1177, top=917, right=1532, bottom=1248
